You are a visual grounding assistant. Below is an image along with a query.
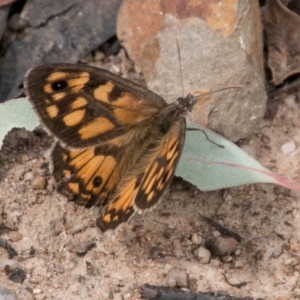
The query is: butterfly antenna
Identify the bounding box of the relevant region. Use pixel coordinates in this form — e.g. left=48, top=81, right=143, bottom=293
left=176, top=37, right=185, bottom=98
left=193, top=86, right=244, bottom=102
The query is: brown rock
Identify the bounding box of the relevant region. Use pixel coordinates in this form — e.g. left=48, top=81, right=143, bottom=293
left=117, top=0, right=267, bottom=142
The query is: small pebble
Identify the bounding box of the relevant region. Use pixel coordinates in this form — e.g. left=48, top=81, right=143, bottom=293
left=212, top=231, right=220, bottom=237
left=33, top=288, right=42, bottom=294
left=72, top=240, right=95, bottom=255
left=195, top=247, right=211, bottom=264
left=240, top=143, right=256, bottom=157
left=235, top=249, right=241, bottom=256
left=94, top=51, right=105, bottom=61
left=36, top=197, right=44, bottom=204
left=23, top=171, right=34, bottom=181
left=31, top=176, right=46, bottom=189
left=29, top=275, right=44, bottom=284
left=206, top=237, right=239, bottom=256
left=235, top=260, right=244, bottom=268
left=281, top=141, right=296, bottom=154
left=223, top=190, right=232, bottom=201
left=20, top=153, right=29, bottom=162
left=163, top=228, right=173, bottom=239
left=7, top=231, right=23, bottom=242
left=284, top=95, right=297, bottom=108
left=222, top=255, right=233, bottom=263
left=166, top=267, right=188, bottom=288
left=173, top=239, right=184, bottom=258
left=109, top=64, right=121, bottom=74
left=191, top=233, right=201, bottom=245
left=210, top=259, right=220, bottom=267
left=43, top=148, right=51, bottom=160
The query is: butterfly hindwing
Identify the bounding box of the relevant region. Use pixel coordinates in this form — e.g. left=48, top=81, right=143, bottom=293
left=51, top=142, right=121, bottom=207
left=96, top=177, right=140, bottom=231
left=134, top=120, right=186, bottom=210
left=96, top=119, right=186, bottom=231
left=25, top=63, right=167, bottom=148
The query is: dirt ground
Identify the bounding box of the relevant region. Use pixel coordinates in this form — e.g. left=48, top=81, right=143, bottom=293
left=1, top=69, right=300, bottom=299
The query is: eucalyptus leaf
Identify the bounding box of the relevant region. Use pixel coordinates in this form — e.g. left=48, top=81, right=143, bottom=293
left=177, top=122, right=300, bottom=193
left=0, top=98, right=39, bottom=148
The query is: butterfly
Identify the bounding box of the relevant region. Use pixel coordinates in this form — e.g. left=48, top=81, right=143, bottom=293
left=24, top=63, right=196, bottom=232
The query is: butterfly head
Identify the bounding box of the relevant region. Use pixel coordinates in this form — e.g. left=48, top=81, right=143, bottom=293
left=176, top=93, right=197, bottom=114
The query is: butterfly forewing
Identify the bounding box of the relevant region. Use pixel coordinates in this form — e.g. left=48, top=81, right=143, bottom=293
left=25, top=64, right=167, bottom=148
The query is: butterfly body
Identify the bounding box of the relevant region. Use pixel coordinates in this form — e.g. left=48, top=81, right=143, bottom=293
left=25, top=63, right=193, bottom=231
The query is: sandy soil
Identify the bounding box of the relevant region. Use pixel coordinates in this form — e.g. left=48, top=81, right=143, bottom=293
left=0, top=75, right=300, bottom=300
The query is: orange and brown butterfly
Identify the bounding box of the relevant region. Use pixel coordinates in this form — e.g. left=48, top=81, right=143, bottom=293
left=24, top=63, right=196, bottom=231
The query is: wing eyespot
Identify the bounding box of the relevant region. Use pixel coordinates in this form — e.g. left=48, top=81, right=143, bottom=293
left=93, top=176, right=102, bottom=187
left=51, top=80, right=68, bottom=91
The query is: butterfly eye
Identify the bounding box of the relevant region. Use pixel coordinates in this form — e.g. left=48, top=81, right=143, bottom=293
left=51, top=80, right=68, bottom=91
left=93, top=176, right=102, bottom=187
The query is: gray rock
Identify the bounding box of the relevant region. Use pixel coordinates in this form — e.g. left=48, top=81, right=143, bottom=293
left=0, top=0, right=122, bottom=102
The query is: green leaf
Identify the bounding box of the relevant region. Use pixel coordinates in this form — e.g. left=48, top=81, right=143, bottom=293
left=177, top=122, right=300, bottom=193
left=0, top=98, right=39, bottom=148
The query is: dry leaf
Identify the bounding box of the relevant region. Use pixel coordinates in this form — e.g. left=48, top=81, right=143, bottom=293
left=265, top=0, right=300, bottom=85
